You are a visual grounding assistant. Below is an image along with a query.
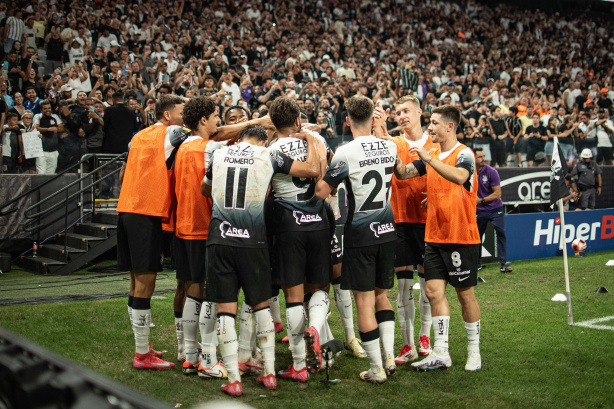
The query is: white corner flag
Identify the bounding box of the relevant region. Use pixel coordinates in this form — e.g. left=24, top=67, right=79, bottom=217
left=550, top=137, right=573, bottom=325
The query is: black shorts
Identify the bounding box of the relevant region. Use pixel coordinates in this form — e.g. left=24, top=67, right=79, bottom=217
left=331, top=230, right=343, bottom=265
left=174, top=236, right=207, bottom=283
left=342, top=242, right=395, bottom=292
left=117, top=212, right=163, bottom=273
left=394, top=223, right=425, bottom=269
left=423, top=242, right=479, bottom=288
left=206, top=245, right=271, bottom=307
left=274, top=229, right=331, bottom=287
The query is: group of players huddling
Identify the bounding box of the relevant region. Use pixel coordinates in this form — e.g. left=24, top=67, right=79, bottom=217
left=117, top=92, right=482, bottom=397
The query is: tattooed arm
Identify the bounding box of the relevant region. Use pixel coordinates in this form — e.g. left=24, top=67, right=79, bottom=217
left=394, top=156, right=427, bottom=180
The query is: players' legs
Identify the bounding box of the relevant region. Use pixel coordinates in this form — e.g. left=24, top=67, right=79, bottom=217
left=182, top=282, right=203, bottom=368
left=282, top=284, right=307, bottom=374
left=456, top=287, right=482, bottom=371
left=490, top=210, right=509, bottom=268
left=375, top=287, right=395, bottom=374
left=251, top=299, right=275, bottom=378
left=217, top=302, right=240, bottom=385
left=132, top=273, right=157, bottom=354
left=395, top=266, right=415, bottom=349
left=417, top=265, right=432, bottom=354
left=128, top=273, right=136, bottom=326
left=237, top=302, right=256, bottom=364
left=424, top=279, right=451, bottom=355
left=476, top=213, right=489, bottom=267
left=198, top=300, right=221, bottom=374
left=269, top=292, right=283, bottom=333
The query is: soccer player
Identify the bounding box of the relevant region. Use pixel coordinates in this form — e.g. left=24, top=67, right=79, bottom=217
left=118, top=95, right=187, bottom=370
left=201, top=125, right=322, bottom=396
left=386, top=96, right=434, bottom=364
left=174, top=96, right=226, bottom=378
left=267, top=97, right=331, bottom=381
left=394, top=105, right=482, bottom=372
left=315, top=96, right=398, bottom=383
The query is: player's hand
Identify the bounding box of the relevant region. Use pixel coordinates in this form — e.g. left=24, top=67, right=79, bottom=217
left=373, top=101, right=389, bottom=126
left=597, top=187, right=601, bottom=196
left=294, top=129, right=311, bottom=140
left=255, top=115, right=275, bottom=131
left=302, top=123, right=321, bottom=133
left=409, top=145, right=430, bottom=162
left=420, top=192, right=427, bottom=209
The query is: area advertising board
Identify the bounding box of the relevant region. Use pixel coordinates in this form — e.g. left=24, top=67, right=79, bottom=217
left=505, top=209, right=614, bottom=261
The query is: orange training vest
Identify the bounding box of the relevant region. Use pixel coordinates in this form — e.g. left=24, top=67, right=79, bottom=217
left=117, top=124, right=172, bottom=218
left=391, top=135, right=437, bottom=224
left=425, top=143, right=480, bottom=245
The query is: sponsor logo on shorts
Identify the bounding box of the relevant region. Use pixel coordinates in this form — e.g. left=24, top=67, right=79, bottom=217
left=293, top=210, right=323, bottom=224
left=220, top=221, right=250, bottom=239
left=449, top=270, right=471, bottom=276
left=458, top=276, right=470, bottom=282
left=370, top=222, right=395, bottom=238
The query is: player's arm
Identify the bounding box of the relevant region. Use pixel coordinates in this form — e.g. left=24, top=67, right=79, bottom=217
left=200, top=151, right=215, bottom=197
left=409, top=145, right=471, bottom=185
left=315, top=151, right=348, bottom=199
left=287, top=131, right=320, bottom=178
left=394, top=156, right=425, bottom=180
left=478, top=185, right=501, bottom=203
left=212, top=115, right=276, bottom=142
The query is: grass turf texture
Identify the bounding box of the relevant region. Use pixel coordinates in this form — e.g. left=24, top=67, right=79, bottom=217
left=0, top=252, right=613, bottom=409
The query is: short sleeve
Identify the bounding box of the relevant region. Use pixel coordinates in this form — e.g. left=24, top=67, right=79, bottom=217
left=455, top=147, right=475, bottom=175
left=323, top=149, right=349, bottom=188
left=204, top=150, right=215, bottom=186
left=269, top=147, right=294, bottom=174
left=489, top=167, right=501, bottom=186
left=33, top=114, right=41, bottom=125
left=53, top=114, right=63, bottom=124
left=595, top=163, right=602, bottom=175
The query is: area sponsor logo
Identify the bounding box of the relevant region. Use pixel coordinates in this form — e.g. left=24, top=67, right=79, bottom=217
left=293, top=211, right=322, bottom=224
left=369, top=222, right=395, bottom=238
left=219, top=221, right=250, bottom=239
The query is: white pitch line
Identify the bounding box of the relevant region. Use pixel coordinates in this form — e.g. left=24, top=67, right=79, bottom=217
left=573, top=316, right=614, bottom=331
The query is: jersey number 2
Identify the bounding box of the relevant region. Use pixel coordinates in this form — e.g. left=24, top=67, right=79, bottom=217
left=359, top=167, right=393, bottom=211
left=225, top=167, right=248, bottom=209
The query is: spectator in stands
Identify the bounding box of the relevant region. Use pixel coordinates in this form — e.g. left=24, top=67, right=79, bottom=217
left=595, top=108, right=613, bottom=165
left=488, top=106, right=508, bottom=168
left=505, top=107, right=523, bottom=167
left=102, top=90, right=138, bottom=154
left=57, top=100, right=83, bottom=172
left=32, top=100, right=62, bottom=174
left=23, top=86, right=41, bottom=114
left=2, top=112, right=21, bottom=173
left=525, top=113, right=548, bottom=167
left=576, top=112, right=598, bottom=158
left=82, top=98, right=104, bottom=155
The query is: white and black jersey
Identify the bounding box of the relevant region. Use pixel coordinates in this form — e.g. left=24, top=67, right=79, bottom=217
left=204, top=141, right=294, bottom=248
left=323, top=135, right=397, bottom=248
left=269, top=131, right=330, bottom=232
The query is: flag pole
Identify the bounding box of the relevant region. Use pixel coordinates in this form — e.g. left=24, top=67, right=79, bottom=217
left=558, top=198, right=573, bottom=325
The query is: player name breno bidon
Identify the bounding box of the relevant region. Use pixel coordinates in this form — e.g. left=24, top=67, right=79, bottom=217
left=361, top=140, right=391, bottom=158
left=370, top=222, right=395, bottom=238
left=359, top=156, right=395, bottom=167
left=219, top=221, right=250, bottom=239
left=293, top=210, right=323, bottom=224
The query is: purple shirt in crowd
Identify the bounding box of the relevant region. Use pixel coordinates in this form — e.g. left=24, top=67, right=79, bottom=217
left=476, top=164, right=503, bottom=211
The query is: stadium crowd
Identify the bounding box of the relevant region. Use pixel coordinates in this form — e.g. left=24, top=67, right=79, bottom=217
left=2, top=0, right=614, bottom=175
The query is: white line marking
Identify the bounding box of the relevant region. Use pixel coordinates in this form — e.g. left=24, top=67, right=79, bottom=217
left=573, top=316, right=614, bottom=331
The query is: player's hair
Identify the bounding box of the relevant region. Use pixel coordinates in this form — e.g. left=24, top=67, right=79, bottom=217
left=155, top=95, right=184, bottom=121
left=344, top=96, right=374, bottom=129
left=432, top=104, right=460, bottom=131
left=223, top=105, right=251, bottom=122
left=240, top=124, right=268, bottom=142
left=269, top=97, right=300, bottom=130
left=182, top=96, right=217, bottom=131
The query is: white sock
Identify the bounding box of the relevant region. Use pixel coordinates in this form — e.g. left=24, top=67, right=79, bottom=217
left=254, top=307, right=275, bottom=376
left=333, top=284, right=356, bottom=342
left=217, top=314, right=240, bottom=383
left=433, top=316, right=450, bottom=355
left=321, top=319, right=334, bottom=344
left=397, top=278, right=415, bottom=347
left=465, top=320, right=480, bottom=353
left=182, top=297, right=202, bottom=364
left=376, top=310, right=395, bottom=360
left=308, top=290, right=329, bottom=335
left=199, top=301, right=217, bottom=367
left=419, top=276, right=432, bottom=338
left=362, top=337, right=383, bottom=373
left=128, top=305, right=133, bottom=327
left=286, top=303, right=306, bottom=370
left=132, top=308, right=151, bottom=355
left=269, top=295, right=282, bottom=323
left=175, top=316, right=184, bottom=352
left=238, top=302, right=254, bottom=363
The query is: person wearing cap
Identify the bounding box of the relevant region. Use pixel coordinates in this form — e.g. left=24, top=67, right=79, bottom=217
left=597, top=88, right=613, bottom=112
left=595, top=108, right=613, bottom=165
left=571, top=149, right=602, bottom=210
left=96, top=26, right=118, bottom=51
left=59, top=84, right=75, bottom=104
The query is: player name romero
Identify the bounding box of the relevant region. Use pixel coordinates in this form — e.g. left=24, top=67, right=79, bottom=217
left=359, top=156, right=395, bottom=167
left=224, top=157, right=255, bottom=165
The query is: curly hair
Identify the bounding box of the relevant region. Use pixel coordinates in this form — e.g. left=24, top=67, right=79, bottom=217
left=181, top=96, right=217, bottom=130
left=269, top=97, right=300, bottom=130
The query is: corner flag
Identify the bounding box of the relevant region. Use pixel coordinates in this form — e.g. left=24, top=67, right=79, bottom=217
left=550, top=137, right=569, bottom=208
left=550, top=137, right=573, bottom=325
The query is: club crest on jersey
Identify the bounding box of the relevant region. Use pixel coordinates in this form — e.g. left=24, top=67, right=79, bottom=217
left=330, top=161, right=346, bottom=178
left=482, top=174, right=488, bottom=184
left=369, top=222, right=395, bottom=238
left=293, top=211, right=322, bottom=224
left=219, top=221, right=250, bottom=239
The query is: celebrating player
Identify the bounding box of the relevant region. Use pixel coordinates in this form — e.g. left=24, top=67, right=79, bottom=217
left=315, top=96, right=398, bottom=383
left=394, top=105, right=482, bottom=372
left=201, top=125, right=322, bottom=396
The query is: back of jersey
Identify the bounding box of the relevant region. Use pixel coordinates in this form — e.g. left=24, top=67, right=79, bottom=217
left=205, top=141, right=293, bottom=248
left=323, top=135, right=397, bottom=248
left=269, top=132, right=329, bottom=231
